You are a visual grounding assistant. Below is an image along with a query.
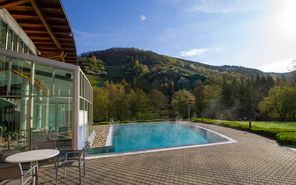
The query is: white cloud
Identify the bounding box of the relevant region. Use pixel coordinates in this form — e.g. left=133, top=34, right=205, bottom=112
left=258, top=58, right=295, bottom=73
left=186, top=0, right=263, bottom=14
left=214, top=47, right=223, bottom=52
left=139, top=15, right=146, bottom=21
left=180, top=48, right=209, bottom=57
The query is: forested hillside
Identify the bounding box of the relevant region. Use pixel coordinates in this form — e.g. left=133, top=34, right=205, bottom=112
left=78, top=48, right=296, bottom=122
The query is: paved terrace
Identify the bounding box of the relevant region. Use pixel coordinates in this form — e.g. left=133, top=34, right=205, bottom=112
left=39, top=123, right=296, bottom=185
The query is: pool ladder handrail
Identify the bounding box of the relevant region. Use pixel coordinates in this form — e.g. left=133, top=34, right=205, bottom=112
left=110, top=118, right=114, bottom=125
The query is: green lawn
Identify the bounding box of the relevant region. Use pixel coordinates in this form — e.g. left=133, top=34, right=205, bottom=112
left=192, top=118, right=296, bottom=146
left=86, top=74, right=103, bottom=86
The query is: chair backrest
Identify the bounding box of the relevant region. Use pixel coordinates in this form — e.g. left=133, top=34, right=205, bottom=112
left=81, top=142, right=90, bottom=159
left=35, top=140, right=56, bottom=150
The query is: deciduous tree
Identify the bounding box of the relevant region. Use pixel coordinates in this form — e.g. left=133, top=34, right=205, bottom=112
left=171, top=90, right=196, bottom=119
left=259, top=86, right=296, bottom=120
left=93, top=87, right=109, bottom=121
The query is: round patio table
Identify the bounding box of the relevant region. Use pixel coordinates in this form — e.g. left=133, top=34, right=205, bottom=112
left=6, top=149, right=60, bottom=184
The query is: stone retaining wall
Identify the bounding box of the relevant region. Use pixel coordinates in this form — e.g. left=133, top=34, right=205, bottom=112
left=92, top=125, right=109, bottom=147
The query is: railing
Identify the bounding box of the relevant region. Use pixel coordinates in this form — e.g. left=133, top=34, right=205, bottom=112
left=110, top=118, right=114, bottom=125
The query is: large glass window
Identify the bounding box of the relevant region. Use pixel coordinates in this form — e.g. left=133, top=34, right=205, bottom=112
left=24, top=45, right=28, bottom=54
left=0, top=56, right=31, bottom=153
left=33, top=63, right=54, bottom=96
left=10, top=58, right=31, bottom=96
left=13, top=33, right=18, bottom=52
left=6, top=28, right=13, bottom=50
left=0, top=20, right=6, bottom=48
left=80, top=73, right=84, bottom=97
left=54, top=68, right=73, bottom=97
left=18, top=39, right=24, bottom=53
left=78, top=71, right=93, bottom=149
left=0, top=56, right=9, bottom=95
left=31, top=64, right=74, bottom=149
left=0, top=18, right=35, bottom=55
left=31, top=97, right=73, bottom=149
left=0, top=55, right=76, bottom=154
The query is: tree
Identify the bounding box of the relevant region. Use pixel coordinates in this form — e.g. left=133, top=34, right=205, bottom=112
left=192, top=82, right=205, bottom=117
left=127, top=89, right=150, bottom=119
left=201, top=84, right=223, bottom=119
left=149, top=89, right=168, bottom=118
left=104, top=81, right=128, bottom=121
left=259, top=86, right=296, bottom=120
left=171, top=90, right=196, bottom=119
left=90, top=55, right=97, bottom=65
left=204, top=84, right=222, bottom=103
left=221, top=77, right=237, bottom=107
left=132, top=60, right=150, bottom=75
left=292, top=59, right=296, bottom=86
left=237, top=78, right=256, bottom=119
left=93, top=87, right=109, bottom=121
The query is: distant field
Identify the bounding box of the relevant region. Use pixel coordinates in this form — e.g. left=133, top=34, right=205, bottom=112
left=86, top=74, right=102, bottom=86
left=192, top=118, right=296, bottom=146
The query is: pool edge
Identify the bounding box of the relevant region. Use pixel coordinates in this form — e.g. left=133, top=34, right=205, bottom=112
left=87, top=121, right=237, bottom=159
left=105, top=125, right=113, bottom=146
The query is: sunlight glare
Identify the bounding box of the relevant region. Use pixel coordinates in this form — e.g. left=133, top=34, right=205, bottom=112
left=274, top=0, right=296, bottom=37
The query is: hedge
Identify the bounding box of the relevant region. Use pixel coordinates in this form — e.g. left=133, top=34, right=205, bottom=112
left=276, top=132, right=296, bottom=145
left=192, top=118, right=296, bottom=145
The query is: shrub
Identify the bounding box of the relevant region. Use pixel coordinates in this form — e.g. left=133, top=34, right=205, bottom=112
left=276, top=132, right=296, bottom=145
left=250, top=127, right=284, bottom=139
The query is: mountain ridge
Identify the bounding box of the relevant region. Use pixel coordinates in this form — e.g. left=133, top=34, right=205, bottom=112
left=78, top=47, right=290, bottom=87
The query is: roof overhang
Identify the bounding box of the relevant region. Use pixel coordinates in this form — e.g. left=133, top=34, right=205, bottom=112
left=0, top=0, right=77, bottom=64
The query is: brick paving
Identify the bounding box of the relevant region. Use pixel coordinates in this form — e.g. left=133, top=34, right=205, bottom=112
left=38, top=123, right=296, bottom=185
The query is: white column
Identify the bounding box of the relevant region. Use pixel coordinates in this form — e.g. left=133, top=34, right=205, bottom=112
left=73, top=68, right=80, bottom=149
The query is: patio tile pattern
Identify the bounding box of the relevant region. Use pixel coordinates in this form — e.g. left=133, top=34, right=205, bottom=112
left=38, top=123, right=296, bottom=185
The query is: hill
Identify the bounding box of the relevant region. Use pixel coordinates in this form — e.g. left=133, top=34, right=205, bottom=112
left=78, top=47, right=287, bottom=88
left=79, top=48, right=296, bottom=121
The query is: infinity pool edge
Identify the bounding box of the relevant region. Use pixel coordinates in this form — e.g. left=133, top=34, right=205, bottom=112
left=87, top=121, right=237, bottom=159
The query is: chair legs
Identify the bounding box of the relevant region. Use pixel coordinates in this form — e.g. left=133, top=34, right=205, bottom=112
left=83, top=162, right=86, bottom=177
left=55, top=166, right=58, bottom=185
left=56, top=166, right=83, bottom=184
left=55, top=167, right=68, bottom=185
left=54, top=157, right=58, bottom=185
left=79, top=167, right=81, bottom=184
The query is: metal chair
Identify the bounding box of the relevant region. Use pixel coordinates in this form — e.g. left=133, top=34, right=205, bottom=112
left=34, top=139, right=56, bottom=150
left=55, top=143, right=90, bottom=184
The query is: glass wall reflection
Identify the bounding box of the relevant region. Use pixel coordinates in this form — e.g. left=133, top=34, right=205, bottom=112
left=0, top=55, right=74, bottom=154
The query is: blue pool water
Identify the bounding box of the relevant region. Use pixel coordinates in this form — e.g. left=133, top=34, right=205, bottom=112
left=111, top=122, right=228, bottom=153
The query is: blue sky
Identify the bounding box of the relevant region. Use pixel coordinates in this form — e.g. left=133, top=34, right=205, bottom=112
left=62, top=0, right=296, bottom=72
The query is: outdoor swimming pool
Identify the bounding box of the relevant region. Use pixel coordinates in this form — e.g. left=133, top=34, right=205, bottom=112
left=88, top=122, right=235, bottom=156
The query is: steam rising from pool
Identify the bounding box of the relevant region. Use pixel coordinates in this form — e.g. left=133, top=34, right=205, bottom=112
left=112, top=122, right=228, bottom=153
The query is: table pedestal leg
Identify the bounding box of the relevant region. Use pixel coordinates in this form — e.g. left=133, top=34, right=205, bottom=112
left=30, top=161, right=39, bottom=185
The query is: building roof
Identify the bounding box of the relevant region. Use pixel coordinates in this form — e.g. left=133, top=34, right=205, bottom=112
left=0, top=0, right=77, bottom=64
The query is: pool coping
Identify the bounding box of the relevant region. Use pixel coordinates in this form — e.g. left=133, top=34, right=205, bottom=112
left=105, top=125, right=113, bottom=146
left=86, top=121, right=237, bottom=159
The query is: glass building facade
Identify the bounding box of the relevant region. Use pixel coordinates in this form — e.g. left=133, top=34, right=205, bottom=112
left=0, top=11, right=93, bottom=154
left=0, top=19, right=35, bottom=55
